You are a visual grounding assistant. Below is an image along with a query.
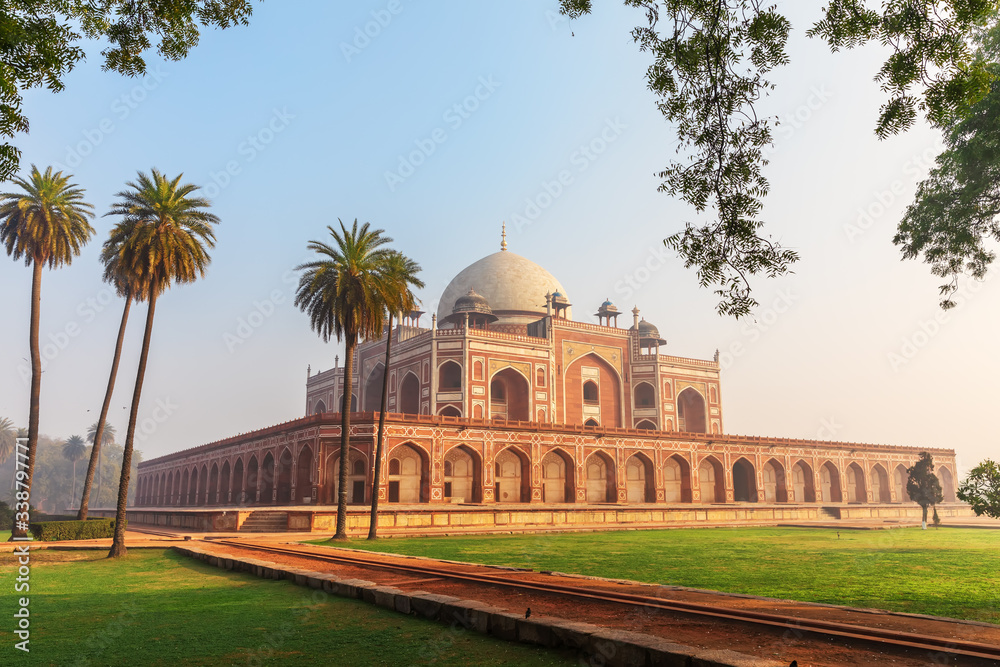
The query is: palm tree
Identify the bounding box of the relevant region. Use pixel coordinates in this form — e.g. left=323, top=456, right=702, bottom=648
left=77, top=202, right=141, bottom=521
left=0, top=417, right=16, bottom=466
left=103, top=169, right=219, bottom=558
left=368, top=251, right=423, bottom=540
left=295, top=220, right=401, bottom=540
left=62, top=435, right=87, bottom=507
left=0, top=165, right=94, bottom=538
left=83, top=421, right=116, bottom=512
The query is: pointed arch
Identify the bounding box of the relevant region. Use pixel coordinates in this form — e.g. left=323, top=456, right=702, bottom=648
left=677, top=388, right=707, bottom=433
left=326, top=447, right=368, bottom=504
left=495, top=446, right=530, bottom=503
left=438, top=405, right=462, bottom=417
left=181, top=468, right=191, bottom=506
left=625, top=452, right=655, bottom=503
left=198, top=464, right=208, bottom=505
left=541, top=447, right=575, bottom=503
left=893, top=464, right=911, bottom=502
left=634, top=419, right=657, bottom=430
left=490, top=368, right=530, bottom=421
left=565, top=353, right=622, bottom=428
left=937, top=466, right=956, bottom=502
left=762, top=458, right=787, bottom=503
left=870, top=464, right=891, bottom=503
left=733, top=457, right=757, bottom=502
left=633, top=382, right=655, bottom=408
left=233, top=457, right=245, bottom=505
left=698, top=455, right=725, bottom=503
left=846, top=462, right=867, bottom=503
left=313, top=400, right=326, bottom=415
left=444, top=444, right=481, bottom=503
left=791, top=460, right=816, bottom=502
left=363, top=362, right=386, bottom=412
left=386, top=442, right=429, bottom=503
left=220, top=461, right=231, bottom=505
left=438, top=360, right=462, bottom=391
left=295, top=445, right=313, bottom=503
left=246, top=454, right=260, bottom=504
left=585, top=450, right=616, bottom=503
left=664, top=453, right=692, bottom=503
left=276, top=447, right=294, bottom=504
left=399, top=372, right=421, bottom=415
left=208, top=463, right=219, bottom=505
left=820, top=461, right=843, bottom=502
left=260, top=452, right=275, bottom=504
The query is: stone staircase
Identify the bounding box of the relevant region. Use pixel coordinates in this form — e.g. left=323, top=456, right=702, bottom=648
left=819, top=506, right=841, bottom=520
left=238, top=511, right=288, bottom=533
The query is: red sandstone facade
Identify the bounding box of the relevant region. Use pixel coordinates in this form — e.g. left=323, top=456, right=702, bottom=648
left=135, top=239, right=960, bottom=513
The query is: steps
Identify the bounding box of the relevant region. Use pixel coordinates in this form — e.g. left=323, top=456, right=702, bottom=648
left=819, top=506, right=841, bottom=520
left=238, top=511, right=289, bottom=532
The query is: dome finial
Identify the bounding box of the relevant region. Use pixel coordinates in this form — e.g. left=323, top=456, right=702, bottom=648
left=500, top=221, right=508, bottom=251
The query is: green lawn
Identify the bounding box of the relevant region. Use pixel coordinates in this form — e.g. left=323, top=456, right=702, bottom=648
left=0, top=530, right=10, bottom=542
left=320, top=527, right=1000, bottom=624
left=0, top=549, right=575, bottom=666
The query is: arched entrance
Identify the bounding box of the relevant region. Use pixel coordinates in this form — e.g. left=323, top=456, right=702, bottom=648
left=494, top=447, right=529, bottom=502
left=445, top=445, right=480, bottom=502
left=276, top=449, right=293, bottom=504
left=564, top=354, right=623, bottom=427
left=664, top=454, right=692, bottom=502
left=938, top=466, right=956, bottom=501
left=363, top=363, right=385, bottom=412
left=677, top=388, right=707, bottom=433
left=233, top=457, right=245, bottom=504
left=732, top=458, right=757, bottom=502
left=762, top=459, right=787, bottom=503
left=846, top=462, right=867, bottom=503
left=791, top=461, right=815, bottom=502
left=625, top=454, right=654, bottom=503
left=313, top=400, right=326, bottom=415
left=260, top=452, right=275, bottom=503
left=820, top=462, right=842, bottom=502
left=585, top=452, right=615, bottom=503
left=220, top=461, right=231, bottom=505
left=327, top=449, right=368, bottom=504
left=490, top=368, right=530, bottom=421
left=541, top=449, right=574, bottom=503
left=181, top=469, right=191, bottom=506
left=698, top=456, right=724, bottom=502
left=399, top=373, right=420, bottom=415
left=893, top=464, right=910, bottom=502
left=438, top=405, right=461, bottom=417
left=439, top=361, right=462, bottom=391
left=387, top=443, right=427, bottom=503
left=871, top=464, right=891, bottom=503
left=246, top=455, right=259, bottom=503
left=295, top=445, right=313, bottom=503
left=633, top=382, right=655, bottom=408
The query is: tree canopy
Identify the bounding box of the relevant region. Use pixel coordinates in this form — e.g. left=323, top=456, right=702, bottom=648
left=561, top=1, right=999, bottom=316
left=0, top=0, right=255, bottom=181
left=957, top=459, right=1000, bottom=518
left=907, top=451, right=944, bottom=526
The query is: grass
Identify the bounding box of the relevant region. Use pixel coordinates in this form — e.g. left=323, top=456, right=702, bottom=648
left=0, top=530, right=10, bottom=542
left=0, top=548, right=575, bottom=666
left=317, top=526, right=1000, bottom=624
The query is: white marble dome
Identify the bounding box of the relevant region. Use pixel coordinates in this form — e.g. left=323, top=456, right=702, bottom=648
left=437, top=250, right=571, bottom=324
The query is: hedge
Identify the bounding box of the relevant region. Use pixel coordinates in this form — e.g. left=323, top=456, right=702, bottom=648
left=29, top=518, right=123, bottom=541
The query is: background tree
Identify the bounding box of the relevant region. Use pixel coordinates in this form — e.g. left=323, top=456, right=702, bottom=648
left=0, top=0, right=255, bottom=181
left=295, top=220, right=398, bottom=540
left=103, top=169, right=219, bottom=558
left=957, top=459, right=1000, bottom=519
left=0, top=417, right=15, bottom=466
left=368, top=251, right=424, bottom=540
left=0, top=165, right=94, bottom=538
left=907, top=452, right=944, bottom=529
left=77, top=219, right=141, bottom=520
left=85, top=421, right=117, bottom=508
left=560, top=1, right=998, bottom=316
left=62, top=435, right=87, bottom=505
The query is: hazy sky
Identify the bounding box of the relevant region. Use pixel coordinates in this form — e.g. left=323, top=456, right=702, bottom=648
left=1, top=1, right=994, bottom=474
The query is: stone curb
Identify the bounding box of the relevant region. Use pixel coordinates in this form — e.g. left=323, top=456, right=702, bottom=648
left=173, top=545, right=784, bottom=667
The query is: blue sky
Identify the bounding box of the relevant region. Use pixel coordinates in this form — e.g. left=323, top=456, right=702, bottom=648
left=1, top=1, right=995, bottom=471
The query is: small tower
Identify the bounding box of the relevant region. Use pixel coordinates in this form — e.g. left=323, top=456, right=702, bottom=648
left=500, top=222, right=508, bottom=251
left=550, top=291, right=571, bottom=319
left=595, top=298, right=620, bottom=327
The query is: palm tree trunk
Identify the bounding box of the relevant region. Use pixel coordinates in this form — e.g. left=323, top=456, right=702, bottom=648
left=368, top=315, right=393, bottom=540
left=12, top=260, right=44, bottom=540
left=109, top=294, right=157, bottom=558
left=333, top=336, right=356, bottom=540
left=79, top=297, right=131, bottom=520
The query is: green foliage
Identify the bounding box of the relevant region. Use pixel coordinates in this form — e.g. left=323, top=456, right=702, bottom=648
left=62, top=434, right=86, bottom=462
left=0, top=416, right=15, bottom=465
left=907, top=451, right=944, bottom=515
left=561, top=1, right=998, bottom=315
left=0, top=549, right=573, bottom=665
left=896, top=30, right=1000, bottom=307
left=334, top=527, right=1000, bottom=623
left=0, top=500, right=13, bottom=529
left=29, top=517, right=120, bottom=541
left=957, top=459, right=1000, bottom=518
left=0, top=1, right=255, bottom=180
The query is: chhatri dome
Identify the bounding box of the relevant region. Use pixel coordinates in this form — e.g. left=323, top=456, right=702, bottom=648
left=437, top=224, right=572, bottom=325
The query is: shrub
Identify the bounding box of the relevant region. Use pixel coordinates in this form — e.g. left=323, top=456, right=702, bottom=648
left=29, top=518, right=123, bottom=541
